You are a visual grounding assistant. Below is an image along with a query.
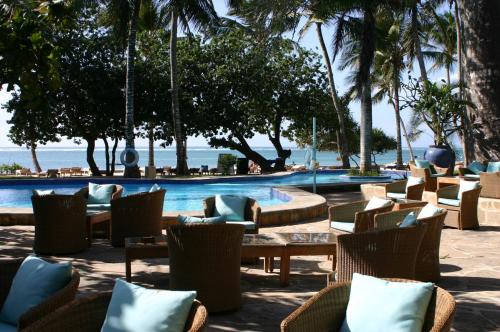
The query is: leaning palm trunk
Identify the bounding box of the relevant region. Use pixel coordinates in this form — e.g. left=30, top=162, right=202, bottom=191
left=392, top=74, right=403, bottom=169
left=30, top=144, right=42, bottom=173
left=316, top=22, right=350, bottom=168
left=170, top=11, right=189, bottom=175
left=400, top=118, right=415, bottom=162
left=459, top=0, right=500, bottom=161
left=123, top=0, right=140, bottom=178
left=358, top=10, right=376, bottom=172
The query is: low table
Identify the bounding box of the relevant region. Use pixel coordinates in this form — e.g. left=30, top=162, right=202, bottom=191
left=86, top=210, right=111, bottom=247
left=124, top=232, right=337, bottom=287
left=391, top=199, right=428, bottom=211
left=437, top=176, right=460, bottom=189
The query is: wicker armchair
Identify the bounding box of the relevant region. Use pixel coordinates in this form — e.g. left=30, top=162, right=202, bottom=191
left=32, top=194, right=87, bottom=254
left=21, top=292, right=207, bottom=332
left=203, top=196, right=261, bottom=234
left=334, top=226, right=427, bottom=283
left=111, top=190, right=166, bottom=247
left=409, top=161, right=449, bottom=192
left=328, top=200, right=394, bottom=234
left=435, top=184, right=482, bottom=230
left=383, top=179, right=425, bottom=200
left=281, top=279, right=455, bottom=332
left=0, top=258, right=80, bottom=331
left=167, top=224, right=245, bottom=313
left=75, top=184, right=124, bottom=203
left=374, top=207, right=447, bottom=281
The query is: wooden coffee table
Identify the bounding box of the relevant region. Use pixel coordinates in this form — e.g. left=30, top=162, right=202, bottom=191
left=391, top=199, right=428, bottom=211
left=125, top=236, right=169, bottom=282
left=86, top=210, right=111, bottom=247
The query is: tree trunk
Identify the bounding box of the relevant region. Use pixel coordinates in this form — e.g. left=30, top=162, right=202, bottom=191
left=210, top=136, right=273, bottom=172
left=111, top=137, right=118, bottom=175
left=459, top=0, right=500, bottom=161
left=400, top=118, right=415, bottom=162
left=412, top=4, right=428, bottom=82
left=170, top=11, right=189, bottom=175
left=103, top=137, right=110, bottom=176
left=85, top=138, right=101, bottom=176
left=393, top=73, right=403, bottom=169
left=148, top=126, right=154, bottom=166
left=358, top=10, right=376, bottom=172
left=315, top=22, right=350, bottom=168
left=29, top=143, right=42, bottom=173
left=123, top=0, right=141, bottom=178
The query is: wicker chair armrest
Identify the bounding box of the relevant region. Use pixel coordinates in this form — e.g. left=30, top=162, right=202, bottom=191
left=112, top=185, right=124, bottom=200
left=411, top=167, right=430, bottom=179
left=436, top=185, right=459, bottom=199
left=18, top=269, right=80, bottom=330
left=434, top=166, right=451, bottom=176
left=21, top=292, right=111, bottom=332
left=185, top=300, right=208, bottom=332
left=329, top=201, right=368, bottom=222
left=406, top=183, right=425, bottom=200
left=74, top=187, right=89, bottom=199
left=374, top=207, right=423, bottom=230
left=384, top=180, right=407, bottom=194
left=458, top=167, right=473, bottom=177
left=354, top=203, right=394, bottom=232
left=0, top=258, right=23, bottom=307
left=460, top=187, right=482, bottom=209
left=280, top=283, right=350, bottom=332
left=203, top=197, right=216, bottom=218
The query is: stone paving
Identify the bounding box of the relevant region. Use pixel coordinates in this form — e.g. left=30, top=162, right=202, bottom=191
left=0, top=191, right=499, bottom=331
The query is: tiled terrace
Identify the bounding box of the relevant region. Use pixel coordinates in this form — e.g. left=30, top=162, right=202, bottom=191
left=1, top=191, right=499, bottom=331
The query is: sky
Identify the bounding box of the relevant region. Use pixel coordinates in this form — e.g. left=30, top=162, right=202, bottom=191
left=0, top=2, right=446, bottom=149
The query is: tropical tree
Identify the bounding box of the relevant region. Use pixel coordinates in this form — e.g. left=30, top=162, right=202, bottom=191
left=425, top=11, right=456, bottom=85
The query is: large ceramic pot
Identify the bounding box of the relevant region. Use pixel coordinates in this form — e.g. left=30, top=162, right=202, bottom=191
left=424, top=145, right=455, bottom=168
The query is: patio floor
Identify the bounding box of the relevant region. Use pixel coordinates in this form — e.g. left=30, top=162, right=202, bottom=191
left=1, top=191, right=499, bottom=331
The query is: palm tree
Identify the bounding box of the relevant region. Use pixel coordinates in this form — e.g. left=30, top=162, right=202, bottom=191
left=160, top=1, right=218, bottom=175
left=425, top=11, right=456, bottom=85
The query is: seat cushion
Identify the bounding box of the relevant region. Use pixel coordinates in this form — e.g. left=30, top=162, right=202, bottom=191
left=340, top=273, right=434, bottom=332
left=468, top=161, right=486, bottom=175
left=149, top=184, right=162, bottom=192
left=364, top=197, right=392, bottom=211
left=177, top=215, right=226, bottom=224
left=400, top=212, right=418, bottom=228
left=430, top=172, right=446, bottom=178
left=102, top=279, right=196, bottom=332
left=0, top=256, right=72, bottom=325
left=88, top=183, right=115, bottom=204
left=214, top=195, right=247, bottom=221
left=438, top=198, right=461, bottom=207
left=387, top=192, right=406, bottom=199
left=87, top=203, right=111, bottom=211
left=417, top=204, right=444, bottom=219
left=227, top=221, right=256, bottom=230
left=458, top=180, right=480, bottom=200
left=330, top=221, right=355, bottom=233
left=486, top=161, right=500, bottom=173
left=0, top=321, right=16, bottom=332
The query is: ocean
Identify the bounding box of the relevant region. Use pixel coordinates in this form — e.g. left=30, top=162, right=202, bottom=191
left=0, top=146, right=463, bottom=170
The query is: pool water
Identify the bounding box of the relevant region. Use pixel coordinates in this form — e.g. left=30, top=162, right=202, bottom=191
left=0, top=171, right=404, bottom=212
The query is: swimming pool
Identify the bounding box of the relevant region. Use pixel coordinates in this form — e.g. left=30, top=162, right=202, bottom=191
left=0, top=170, right=404, bottom=212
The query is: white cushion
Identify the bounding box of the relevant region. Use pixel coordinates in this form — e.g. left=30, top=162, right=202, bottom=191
left=405, top=176, right=424, bottom=193
left=330, top=221, right=355, bottom=233
left=417, top=204, right=444, bottom=219
left=387, top=192, right=407, bottom=199
left=364, top=197, right=392, bottom=211
left=457, top=180, right=480, bottom=200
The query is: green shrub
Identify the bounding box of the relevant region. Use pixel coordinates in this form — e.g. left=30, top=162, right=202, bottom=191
left=347, top=168, right=381, bottom=177
left=219, top=154, right=237, bottom=175
left=0, top=163, right=23, bottom=174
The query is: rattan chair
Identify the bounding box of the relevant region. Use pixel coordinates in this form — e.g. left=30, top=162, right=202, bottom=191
left=479, top=172, right=500, bottom=198
left=383, top=179, right=425, bottom=200
left=333, top=226, right=427, bottom=283
left=434, top=184, right=482, bottom=230
left=203, top=196, right=261, bottom=234
left=21, top=292, right=207, bottom=332
left=409, top=161, right=449, bottom=192
left=75, top=184, right=124, bottom=202
left=281, top=279, right=455, bottom=332
left=0, top=258, right=80, bottom=331
left=328, top=200, right=394, bottom=234
left=167, top=224, right=245, bottom=313
left=110, top=189, right=166, bottom=247
left=374, top=207, right=447, bottom=281
left=32, top=194, right=87, bottom=254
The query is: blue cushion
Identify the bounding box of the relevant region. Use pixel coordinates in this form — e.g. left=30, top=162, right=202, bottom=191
left=87, top=203, right=111, bottom=211
left=227, top=221, right=256, bottom=230
left=214, top=195, right=247, bottom=221
left=399, top=212, right=418, bottom=228
left=387, top=192, right=406, bottom=199
left=468, top=161, right=486, bottom=175
left=149, top=184, right=162, bottom=192
left=32, top=189, right=55, bottom=196
left=330, top=221, right=355, bottom=233
left=177, top=215, right=226, bottom=224
left=415, top=159, right=430, bottom=169
left=0, top=321, right=16, bottom=332
left=486, top=161, right=500, bottom=173
left=88, top=183, right=115, bottom=204
left=340, top=273, right=434, bottom=332
left=0, top=256, right=72, bottom=325
left=101, top=279, right=196, bottom=332
left=438, top=198, right=461, bottom=207
left=458, top=180, right=480, bottom=200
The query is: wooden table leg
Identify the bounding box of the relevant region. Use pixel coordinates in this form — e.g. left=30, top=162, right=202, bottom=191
left=269, top=257, right=274, bottom=273
left=125, top=252, right=132, bottom=282
left=279, top=254, right=290, bottom=287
